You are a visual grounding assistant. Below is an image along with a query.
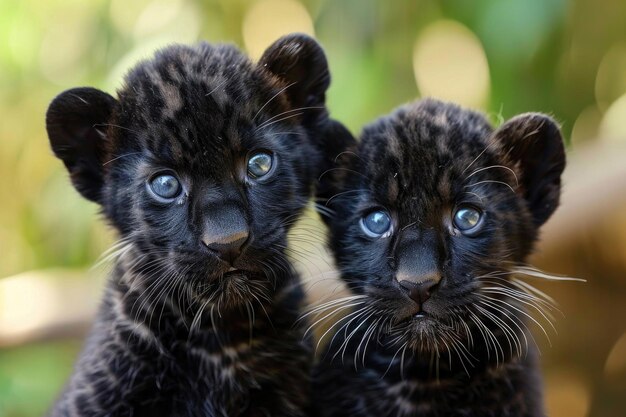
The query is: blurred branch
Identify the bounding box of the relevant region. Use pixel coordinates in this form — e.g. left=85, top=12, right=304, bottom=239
left=0, top=269, right=101, bottom=348
left=536, top=140, right=626, bottom=254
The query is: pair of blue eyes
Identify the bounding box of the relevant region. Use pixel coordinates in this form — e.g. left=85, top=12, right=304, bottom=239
left=148, top=151, right=274, bottom=199
left=360, top=206, right=483, bottom=237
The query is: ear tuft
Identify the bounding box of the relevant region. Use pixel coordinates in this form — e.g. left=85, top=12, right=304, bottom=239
left=259, top=33, right=330, bottom=118
left=494, top=113, right=566, bottom=226
left=46, top=87, right=117, bottom=203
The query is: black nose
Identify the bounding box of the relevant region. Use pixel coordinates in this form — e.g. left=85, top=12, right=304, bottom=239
left=202, top=231, right=249, bottom=264
left=399, top=279, right=438, bottom=307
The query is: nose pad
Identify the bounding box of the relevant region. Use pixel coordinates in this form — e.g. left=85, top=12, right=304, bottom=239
left=399, top=279, right=439, bottom=307
left=202, top=231, right=249, bottom=264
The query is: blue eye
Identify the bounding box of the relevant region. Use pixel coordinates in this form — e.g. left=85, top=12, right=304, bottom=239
left=149, top=174, right=182, bottom=199
left=360, top=210, right=392, bottom=238
left=453, top=206, right=483, bottom=233
left=247, top=152, right=273, bottom=178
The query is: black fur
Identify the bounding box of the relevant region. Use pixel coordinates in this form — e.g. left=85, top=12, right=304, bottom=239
left=45, top=34, right=350, bottom=416
left=312, top=98, right=566, bottom=417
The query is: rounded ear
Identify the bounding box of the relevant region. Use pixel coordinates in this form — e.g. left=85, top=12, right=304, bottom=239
left=46, top=87, right=117, bottom=203
left=259, top=33, right=357, bottom=223
left=494, top=113, right=566, bottom=226
left=259, top=33, right=330, bottom=120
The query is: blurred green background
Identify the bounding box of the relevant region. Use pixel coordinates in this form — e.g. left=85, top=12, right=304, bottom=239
left=1, top=0, right=626, bottom=416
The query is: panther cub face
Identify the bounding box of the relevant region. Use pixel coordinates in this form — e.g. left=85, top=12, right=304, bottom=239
left=47, top=35, right=342, bottom=308
left=324, top=99, right=565, bottom=353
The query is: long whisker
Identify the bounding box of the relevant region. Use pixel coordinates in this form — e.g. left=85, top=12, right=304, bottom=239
left=460, top=142, right=493, bottom=175
left=465, top=180, right=516, bottom=194
left=257, top=105, right=324, bottom=129
left=465, top=165, right=519, bottom=187
left=253, top=82, right=296, bottom=121
left=512, top=266, right=586, bottom=282
left=255, top=112, right=304, bottom=132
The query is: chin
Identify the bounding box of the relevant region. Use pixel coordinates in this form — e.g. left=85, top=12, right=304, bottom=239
left=390, top=312, right=460, bottom=352
left=408, top=315, right=438, bottom=342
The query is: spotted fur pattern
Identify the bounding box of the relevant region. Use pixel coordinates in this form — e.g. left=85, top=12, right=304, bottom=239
left=46, top=35, right=353, bottom=417
left=312, top=99, right=566, bottom=417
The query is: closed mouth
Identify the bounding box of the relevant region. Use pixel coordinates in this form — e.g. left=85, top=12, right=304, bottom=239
left=223, top=268, right=245, bottom=278
left=395, top=309, right=431, bottom=325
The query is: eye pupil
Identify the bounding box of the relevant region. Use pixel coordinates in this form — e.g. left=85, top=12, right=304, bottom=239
left=454, top=207, right=481, bottom=231
left=247, top=152, right=273, bottom=178
left=361, top=210, right=392, bottom=237
left=150, top=174, right=181, bottom=199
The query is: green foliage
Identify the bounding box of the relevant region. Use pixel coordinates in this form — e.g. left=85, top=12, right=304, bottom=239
left=1, top=0, right=625, bottom=415
left=0, top=341, right=81, bottom=417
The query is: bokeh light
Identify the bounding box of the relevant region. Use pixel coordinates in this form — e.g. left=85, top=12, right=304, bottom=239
left=109, top=0, right=152, bottom=35
left=6, top=7, right=40, bottom=71
left=107, top=0, right=201, bottom=90
left=0, top=272, right=59, bottom=344
left=544, top=371, right=591, bottom=417
left=0, top=270, right=98, bottom=346
left=38, top=5, right=94, bottom=85
left=595, top=43, right=626, bottom=112
left=242, top=0, right=314, bottom=61
left=133, top=0, right=199, bottom=42
left=412, top=20, right=490, bottom=109
left=599, top=93, right=626, bottom=141
left=570, top=104, right=602, bottom=144
left=1, top=1, right=626, bottom=416
left=605, top=332, right=626, bottom=380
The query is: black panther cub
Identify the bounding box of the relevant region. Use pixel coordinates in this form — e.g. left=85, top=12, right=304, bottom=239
left=45, top=34, right=353, bottom=416
left=312, top=98, right=567, bottom=417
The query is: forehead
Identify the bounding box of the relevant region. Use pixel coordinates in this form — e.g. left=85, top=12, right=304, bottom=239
left=111, top=44, right=292, bottom=170
left=354, top=101, right=503, bottom=212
